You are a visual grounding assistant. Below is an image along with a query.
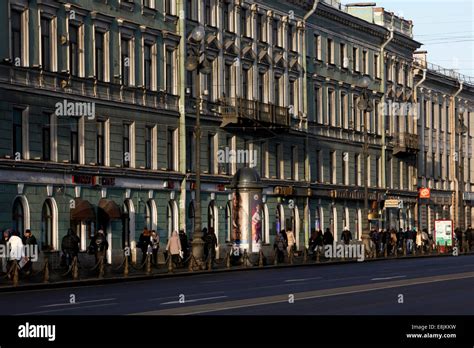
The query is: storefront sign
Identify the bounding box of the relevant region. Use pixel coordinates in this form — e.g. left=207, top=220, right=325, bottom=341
left=330, top=190, right=377, bottom=201
left=274, top=186, right=294, bottom=196
left=72, top=175, right=96, bottom=185
left=385, top=199, right=402, bottom=209
left=419, top=187, right=431, bottom=199
left=100, top=177, right=115, bottom=186
left=434, top=220, right=453, bottom=246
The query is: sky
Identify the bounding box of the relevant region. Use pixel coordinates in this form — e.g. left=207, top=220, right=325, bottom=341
left=341, top=0, right=474, bottom=77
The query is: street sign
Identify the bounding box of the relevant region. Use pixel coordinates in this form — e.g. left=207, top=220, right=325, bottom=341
left=419, top=187, right=430, bottom=199
left=434, top=220, right=453, bottom=247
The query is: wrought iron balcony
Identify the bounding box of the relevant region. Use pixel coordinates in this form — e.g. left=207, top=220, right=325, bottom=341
left=220, top=97, right=290, bottom=132
left=393, top=132, right=419, bottom=157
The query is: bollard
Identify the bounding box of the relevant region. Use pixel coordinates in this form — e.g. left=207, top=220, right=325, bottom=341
left=273, top=250, right=278, bottom=265
left=226, top=250, right=231, bottom=269
left=242, top=250, right=248, bottom=268
left=146, top=254, right=152, bottom=275
left=384, top=244, right=388, bottom=258
left=168, top=255, right=174, bottom=273
left=421, top=244, right=425, bottom=255
left=303, top=248, right=308, bottom=264
left=403, top=242, right=407, bottom=256
left=207, top=253, right=213, bottom=270
left=316, top=248, right=320, bottom=263
left=124, top=255, right=129, bottom=277
left=188, top=255, right=195, bottom=272
left=413, top=245, right=417, bottom=256
left=12, top=260, right=19, bottom=287
left=444, top=241, right=448, bottom=254
left=72, top=256, right=79, bottom=280
left=258, top=250, right=264, bottom=268
left=43, top=257, right=49, bottom=283
left=98, top=257, right=105, bottom=279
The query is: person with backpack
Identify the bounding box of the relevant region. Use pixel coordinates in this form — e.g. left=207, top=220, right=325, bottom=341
left=88, top=229, right=108, bottom=264
left=61, top=228, right=80, bottom=268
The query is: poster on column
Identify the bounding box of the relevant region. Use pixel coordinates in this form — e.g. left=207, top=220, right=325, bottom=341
left=434, top=219, right=453, bottom=246
left=250, top=192, right=263, bottom=253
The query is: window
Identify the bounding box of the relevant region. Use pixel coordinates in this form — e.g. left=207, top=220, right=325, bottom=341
left=362, top=50, right=368, bottom=74
left=340, top=43, right=346, bottom=68
left=376, top=156, right=381, bottom=187
left=314, top=85, right=320, bottom=123
left=70, top=118, right=79, bottom=164
left=342, top=152, right=348, bottom=185
left=143, top=0, right=154, bottom=9
left=274, top=76, right=281, bottom=106
left=340, top=92, right=347, bottom=128
left=144, top=43, right=152, bottom=90
left=328, top=89, right=334, bottom=126
left=41, top=200, right=54, bottom=251
left=330, top=151, right=336, bottom=184
left=145, top=126, right=152, bottom=169
left=240, top=8, right=247, bottom=37
left=431, top=102, right=436, bottom=129
left=95, top=31, right=105, bottom=81
left=186, top=0, right=194, bottom=20
left=11, top=10, right=23, bottom=65
left=374, top=54, right=379, bottom=78
left=166, top=49, right=175, bottom=94
left=224, top=64, right=232, bottom=98
left=12, top=198, right=25, bottom=236
left=287, top=24, right=294, bottom=51
left=291, top=146, right=297, bottom=180
left=355, top=154, right=361, bottom=185
left=257, top=13, right=265, bottom=42
left=367, top=155, right=371, bottom=187
left=276, top=143, right=282, bottom=179
left=327, top=38, right=333, bottom=64
left=204, top=0, right=212, bottom=25
left=123, top=123, right=130, bottom=168
left=121, top=38, right=130, bottom=86
left=186, top=131, right=195, bottom=172
left=225, top=136, right=233, bottom=175
left=258, top=72, right=265, bottom=102
left=289, top=80, right=295, bottom=109
left=12, top=108, right=22, bottom=158
left=272, top=19, right=279, bottom=46
left=167, top=128, right=176, bottom=170
left=242, top=68, right=250, bottom=99
left=96, top=121, right=105, bottom=166
left=260, top=141, right=267, bottom=178
left=165, top=0, right=172, bottom=14
left=314, top=34, right=321, bottom=60
left=41, top=17, right=52, bottom=71
left=206, top=63, right=214, bottom=100
left=223, top=3, right=230, bottom=31
left=446, top=105, right=450, bottom=133
left=315, top=150, right=321, bottom=182
left=42, top=119, right=50, bottom=161
left=208, top=133, right=215, bottom=174
left=69, top=24, right=79, bottom=76
left=352, top=46, right=359, bottom=72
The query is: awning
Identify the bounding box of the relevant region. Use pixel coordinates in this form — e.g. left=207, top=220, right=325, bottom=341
left=98, top=199, right=122, bottom=220
left=70, top=199, right=96, bottom=222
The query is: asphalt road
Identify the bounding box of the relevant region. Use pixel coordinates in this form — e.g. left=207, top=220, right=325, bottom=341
left=1, top=255, right=474, bottom=315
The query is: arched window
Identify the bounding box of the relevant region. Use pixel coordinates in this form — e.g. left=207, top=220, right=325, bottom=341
left=145, top=201, right=152, bottom=230
left=12, top=197, right=24, bottom=235
left=167, top=200, right=178, bottom=237
left=275, top=204, right=284, bottom=234
left=41, top=200, right=53, bottom=251
left=208, top=201, right=215, bottom=230
left=225, top=202, right=231, bottom=242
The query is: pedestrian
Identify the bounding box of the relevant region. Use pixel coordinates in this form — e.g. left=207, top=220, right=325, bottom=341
left=280, top=229, right=288, bottom=245
left=286, top=228, right=296, bottom=254
left=61, top=228, right=80, bottom=268
left=309, top=229, right=318, bottom=253
left=466, top=225, right=473, bottom=251
left=178, top=229, right=189, bottom=262
left=205, top=227, right=218, bottom=265
left=455, top=227, right=463, bottom=249
left=88, top=229, right=108, bottom=265
left=202, top=227, right=209, bottom=260
left=415, top=229, right=423, bottom=252
left=421, top=228, right=429, bottom=252
left=396, top=228, right=404, bottom=251
left=273, top=233, right=286, bottom=263
left=22, top=229, right=37, bottom=274
left=341, top=226, right=352, bottom=245
left=1, top=229, right=11, bottom=273
left=390, top=229, right=397, bottom=255
left=380, top=229, right=389, bottom=254
left=7, top=230, right=24, bottom=279
left=150, top=230, right=160, bottom=265
left=166, top=230, right=182, bottom=267
left=137, top=228, right=152, bottom=264
left=315, top=230, right=324, bottom=254
left=323, top=228, right=333, bottom=245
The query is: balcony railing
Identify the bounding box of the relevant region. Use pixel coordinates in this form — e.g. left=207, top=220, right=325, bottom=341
left=220, top=97, right=290, bottom=129
left=393, top=132, right=419, bottom=156
left=0, top=64, right=179, bottom=111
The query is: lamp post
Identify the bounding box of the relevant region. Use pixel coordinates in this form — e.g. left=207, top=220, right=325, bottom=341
left=457, top=105, right=467, bottom=230
left=357, top=75, right=373, bottom=252
left=185, top=26, right=211, bottom=262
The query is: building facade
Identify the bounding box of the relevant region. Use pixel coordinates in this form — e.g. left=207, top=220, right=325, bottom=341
left=0, top=0, right=473, bottom=264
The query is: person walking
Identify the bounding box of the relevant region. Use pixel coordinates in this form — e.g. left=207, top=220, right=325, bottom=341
left=1, top=229, right=11, bottom=273
left=22, top=229, right=37, bottom=274
left=61, top=228, right=80, bottom=268
left=202, top=227, right=209, bottom=261
left=88, top=229, right=108, bottom=265
left=178, top=230, right=189, bottom=262
left=137, top=228, right=152, bottom=264
left=323, top=228, right=334, bottom=246
left=286, top=228, right=296, bottom=254
left=150, top=230, right=160, bottom=265
left=166, top=231, right=182, bottom=267
left=7, top=230, right=24, bottom=279
left=205, top=227, right=218, bottom=265
left=273, top=233, right=286, bottom=263
left=341, top=227, right=352, bottom=245
left=466, top=225, right=473, bottom=252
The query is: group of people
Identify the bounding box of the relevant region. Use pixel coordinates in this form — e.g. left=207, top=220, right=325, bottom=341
left=455, top=225, right=473, bottom=251
left=0, top=228, right=37, bottom=276
left=273, top=228, right=297, bottom=263
left=369, top=227, right=432, bottom=255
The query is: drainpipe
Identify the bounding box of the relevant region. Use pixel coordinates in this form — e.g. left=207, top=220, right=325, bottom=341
left=379, top=28, right=393, bottom=230
left=414, top=68, right=426, bottom=232
left=302, top=0, right=319, bottom=249
left=452, top=81, right=463, bottom=228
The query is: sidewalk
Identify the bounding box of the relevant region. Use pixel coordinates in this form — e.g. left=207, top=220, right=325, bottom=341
left=0, top=247, right=470, bottom=293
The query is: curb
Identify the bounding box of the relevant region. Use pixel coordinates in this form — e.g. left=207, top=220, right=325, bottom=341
left=0, top=251, right=471, bottom=293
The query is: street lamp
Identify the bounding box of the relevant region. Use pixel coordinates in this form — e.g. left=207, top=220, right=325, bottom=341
left=457, top=104, right=467, bottom=230
left=186, top=26, right=211, bottom=263
left=356, top=75, right=373, bottom=255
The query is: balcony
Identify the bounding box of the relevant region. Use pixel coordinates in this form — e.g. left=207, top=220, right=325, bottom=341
left=220, top=97, right=290, bottom=133
left=393, top=132, right=419, bottom=157
left=0, top=64, right=179, bottom=112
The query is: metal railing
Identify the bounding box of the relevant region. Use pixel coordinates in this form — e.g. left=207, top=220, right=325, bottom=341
left=221, top=97, right=290, bottom=127
left=413, top=58, right=474, bottom=86
left=394, top=132, right=419, bottom=152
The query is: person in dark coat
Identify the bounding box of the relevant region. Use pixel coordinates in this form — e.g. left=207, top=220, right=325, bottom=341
left=137, top=228, right=152, bottom=264
left=466, top=225, right=473, bottom=251
left=22, top=229, right=37, bottom=274
left=323, top=228, right=334, bottom=245
left=178, top=230, right=189, bottom=262
left=89, top=229, right=108, bottom=264
left=205, top=227, right=218, bottom=262
left=0, top=229, right=12, bottom=273
left=341, top=227, right=352, bottom=245
left=61, top=228, right=80, bottom=268
left=202, top=227, right=209, bottom=260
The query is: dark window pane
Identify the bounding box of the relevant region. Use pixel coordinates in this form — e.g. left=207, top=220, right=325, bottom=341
left=41, top=18, right=51, bottom=71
